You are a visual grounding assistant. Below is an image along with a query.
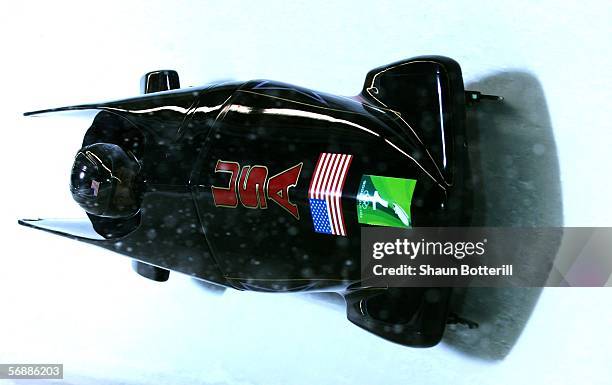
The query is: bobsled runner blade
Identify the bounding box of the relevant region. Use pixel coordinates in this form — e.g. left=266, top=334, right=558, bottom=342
left=23, top=103, right=106, bottom=117
left=18, top=218, right=106, bottom=240
left=465, top=90, right=504, bottom=105
left=24, top=70, right=180, bottom=117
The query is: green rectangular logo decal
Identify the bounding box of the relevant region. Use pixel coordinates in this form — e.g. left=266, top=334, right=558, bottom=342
left=356, top=175, right=416, bottom=228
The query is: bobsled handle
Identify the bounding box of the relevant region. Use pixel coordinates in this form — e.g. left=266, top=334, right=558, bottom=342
left=141, top=70, right=180, bottom=94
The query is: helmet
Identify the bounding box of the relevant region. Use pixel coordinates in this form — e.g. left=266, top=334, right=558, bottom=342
left=70, top=143, right=142, bottom=218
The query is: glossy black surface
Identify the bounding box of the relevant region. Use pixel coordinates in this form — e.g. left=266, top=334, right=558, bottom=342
left=20, top=56, right=475, bottom=347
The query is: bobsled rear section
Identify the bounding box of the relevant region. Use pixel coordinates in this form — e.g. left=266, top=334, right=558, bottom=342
left=360, top=56, right=472, bottom=224
left=344, top=56, right=474, bottom=347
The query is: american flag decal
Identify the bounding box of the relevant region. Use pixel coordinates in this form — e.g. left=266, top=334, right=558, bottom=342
left=308, top=153, right=353, bottom=236
left=91, top=180, right=100, bottom=197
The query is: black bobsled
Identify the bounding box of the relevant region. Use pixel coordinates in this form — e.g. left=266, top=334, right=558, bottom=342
left=20, top=56, right=498, bottom=347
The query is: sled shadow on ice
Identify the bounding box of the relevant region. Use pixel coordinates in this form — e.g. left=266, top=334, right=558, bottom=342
left=442, top=71, right=563, bottom=360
